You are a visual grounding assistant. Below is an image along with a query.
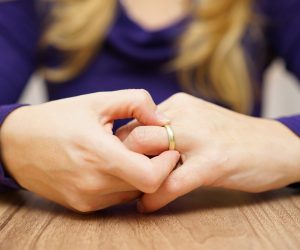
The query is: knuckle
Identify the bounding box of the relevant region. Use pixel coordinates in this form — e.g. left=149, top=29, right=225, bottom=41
left=136, top=89, right=151, bottom=99
left=132, top=89, right=152, bottom=105
left=172, top=92, right=189, bottom=101
left=141, top=170, right=161, bottom=193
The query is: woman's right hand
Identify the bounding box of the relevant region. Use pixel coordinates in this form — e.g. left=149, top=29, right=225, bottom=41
left=0, top=90, right=180, bottom=212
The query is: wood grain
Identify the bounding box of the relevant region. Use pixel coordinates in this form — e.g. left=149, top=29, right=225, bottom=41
left=0, top=188, right=300, bottom=250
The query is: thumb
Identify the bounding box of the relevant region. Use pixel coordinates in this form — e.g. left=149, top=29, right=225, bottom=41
left=98, top=89, right=170, bottom=126
left=122, top=126, right=169, bottom=156
left=137, top=158, right=206, bottom=213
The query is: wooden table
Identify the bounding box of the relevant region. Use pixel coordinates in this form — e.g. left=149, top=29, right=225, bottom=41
left=0, top=188, right=300, bottom=250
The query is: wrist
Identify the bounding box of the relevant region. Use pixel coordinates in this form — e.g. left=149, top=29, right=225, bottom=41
left=0, top=106, right=30, bottom=186
left=271, top=119, right=300, bottom=184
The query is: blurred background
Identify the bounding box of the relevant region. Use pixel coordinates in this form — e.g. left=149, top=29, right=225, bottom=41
left=19, top=60, right=300, bottom=118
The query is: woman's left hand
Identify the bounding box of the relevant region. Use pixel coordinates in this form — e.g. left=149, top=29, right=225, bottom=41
left=117, top=93, right=300, bottom=213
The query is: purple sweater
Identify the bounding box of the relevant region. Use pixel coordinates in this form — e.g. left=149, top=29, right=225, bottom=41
left=0, top=0, right=300, bottom=189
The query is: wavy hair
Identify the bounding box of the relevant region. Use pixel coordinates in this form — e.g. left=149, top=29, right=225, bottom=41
left=42, top=0, right=253, bottom=113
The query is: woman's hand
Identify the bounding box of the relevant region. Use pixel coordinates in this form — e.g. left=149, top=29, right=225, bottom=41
left=0, top=90, right=180, bottom=212
left=117, top=93, right=300, bottom=213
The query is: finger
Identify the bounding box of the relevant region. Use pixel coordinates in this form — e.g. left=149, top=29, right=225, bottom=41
left=74, top=191, right=142, bottom=213
left=116, top=149, right=180, bottom=193
left=100, top=190, right=142, bottom=209
left=104, top=122, right=114, bottom=134
left=122, top=126, right=169, bottom=156
left=115, top=92, right=180, bottom=141
left=106, top=137, right=180, bottom=193
left=76, top=172, right=138, bottom=196
left=137, top=158, right=206, bottom=213
left=94, top=90, right=170, bottom=126
left=148, top=150, right=181, bottom=192
left=115, top=120, right=141, bottom=141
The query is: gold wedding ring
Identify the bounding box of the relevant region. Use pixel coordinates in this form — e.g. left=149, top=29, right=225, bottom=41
left=164, top=124, right=176, bottom=150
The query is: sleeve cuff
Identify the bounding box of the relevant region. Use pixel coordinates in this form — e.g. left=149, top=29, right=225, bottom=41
left=277, top=115, right=300, bottom=137
left=0, top=104, right=27, bottom=190
left=277, top=114, right=300, bottom=189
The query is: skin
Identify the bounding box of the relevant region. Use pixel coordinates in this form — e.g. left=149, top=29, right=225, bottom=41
left=117, top=93, right=300, bottom=213
left=0, top=90, right=180, bottom=212
left=0, top=0, right=185, bottom=213
left=1, top=1, right=299, bottom=214
left=121, top=0, right=189, bottom=30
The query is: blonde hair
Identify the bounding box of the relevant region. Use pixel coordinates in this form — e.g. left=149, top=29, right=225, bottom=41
left=42, top=0, right=253, bottom=113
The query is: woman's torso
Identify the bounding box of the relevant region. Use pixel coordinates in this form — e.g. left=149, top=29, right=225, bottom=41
left=4, top=0, right=295, bottom=118
left=44, top=1, right=276, bottom=118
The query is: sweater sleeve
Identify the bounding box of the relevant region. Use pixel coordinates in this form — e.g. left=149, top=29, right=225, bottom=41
left=0, top=0, right=39, bottom=104
left=262, top=0, right=300, bottom=136
left=0, top=0, right=39, bottom=190
left=277, top=115, right=300, bottom=137
left=0, top=105, right=26, bottom=190
left=258, top=0, right=300, bottom=189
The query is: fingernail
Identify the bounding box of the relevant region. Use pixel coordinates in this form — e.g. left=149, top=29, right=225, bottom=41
left=137, top=201, right=145, bottom=213
left=155, top=111, right=170, bottom=124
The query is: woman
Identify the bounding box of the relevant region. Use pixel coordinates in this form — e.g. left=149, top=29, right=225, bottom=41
left=0, top=0, right=299, bottom=212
